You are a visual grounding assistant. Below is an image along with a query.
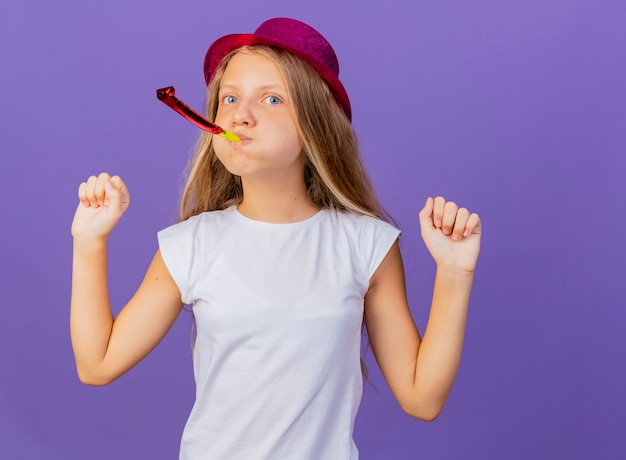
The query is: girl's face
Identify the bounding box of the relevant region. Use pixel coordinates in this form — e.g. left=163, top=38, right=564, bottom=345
left=213, top=51, right=304, bottom=185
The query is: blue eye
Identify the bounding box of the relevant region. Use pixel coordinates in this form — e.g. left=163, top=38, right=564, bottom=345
left=265, top=95, right=281, bottom=105
left=223, top=95, right=237, bottom=104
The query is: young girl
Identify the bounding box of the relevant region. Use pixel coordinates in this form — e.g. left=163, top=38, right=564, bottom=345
left=70, top=17, right=481, bottom=459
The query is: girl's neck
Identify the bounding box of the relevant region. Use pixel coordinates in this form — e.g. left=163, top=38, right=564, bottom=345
left=237, top=179, right=320, bottom=224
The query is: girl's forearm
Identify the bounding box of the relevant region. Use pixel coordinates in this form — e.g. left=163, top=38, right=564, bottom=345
left=411, top=267, right=474, bottom=418
left=70, top=237, right=115, bottom=385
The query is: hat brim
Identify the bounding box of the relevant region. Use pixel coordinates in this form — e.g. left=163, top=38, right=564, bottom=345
left=204, top=34, right=352, bottom=120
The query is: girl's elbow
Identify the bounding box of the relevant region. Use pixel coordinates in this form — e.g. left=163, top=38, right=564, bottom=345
left=400, top=399, right=444, bottom=422
left=76, top=366, right=115, bottom=386
left=406, top=407, right=441, bottom=422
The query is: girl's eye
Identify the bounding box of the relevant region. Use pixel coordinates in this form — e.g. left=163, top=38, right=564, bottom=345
left=223, top=95, right=237, bottom=104
left=265, top=96, right=282, bottom=105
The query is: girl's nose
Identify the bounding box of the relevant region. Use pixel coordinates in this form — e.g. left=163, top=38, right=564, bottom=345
left=232, top=101, right=255, bottom=126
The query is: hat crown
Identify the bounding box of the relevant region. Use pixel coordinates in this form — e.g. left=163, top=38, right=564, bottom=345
left=253, top=18, right=340, bottom=77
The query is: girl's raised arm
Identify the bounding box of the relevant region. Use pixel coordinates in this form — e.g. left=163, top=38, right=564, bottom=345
left=70, top=173, right=183, bottom=385
left=364, top=196, right=481, bottom=421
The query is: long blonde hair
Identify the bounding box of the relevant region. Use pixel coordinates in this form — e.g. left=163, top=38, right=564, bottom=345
left=179, top=45, right=389, bottom=224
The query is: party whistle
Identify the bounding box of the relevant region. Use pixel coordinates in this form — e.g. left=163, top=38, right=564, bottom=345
left=156, top=86, right=240, bottom=142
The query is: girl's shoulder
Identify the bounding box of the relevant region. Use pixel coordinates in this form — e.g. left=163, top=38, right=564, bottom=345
left=162, top=207, right=237, bottom=231
left=326, top=208, right=400, bottom=233
left=323, top=209, right=401, bottom=278
left=323, top=210, right=401, bottom=258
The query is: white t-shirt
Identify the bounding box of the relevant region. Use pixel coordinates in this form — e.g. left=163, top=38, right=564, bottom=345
left=158, top=206, right=400, bottom=460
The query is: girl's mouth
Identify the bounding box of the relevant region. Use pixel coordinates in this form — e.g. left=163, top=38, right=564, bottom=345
left=232, top=133, right=251, bottom=145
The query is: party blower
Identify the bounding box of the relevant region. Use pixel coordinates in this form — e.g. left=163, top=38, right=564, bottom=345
left=156, top=86, right=240, bottom=142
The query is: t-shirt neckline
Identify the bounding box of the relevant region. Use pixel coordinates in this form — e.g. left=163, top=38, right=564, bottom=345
left=231, top=205, right=327, bottom=230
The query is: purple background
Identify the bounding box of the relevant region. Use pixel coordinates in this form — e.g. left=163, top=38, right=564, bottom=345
left=1, top=1, right=625, bottom=458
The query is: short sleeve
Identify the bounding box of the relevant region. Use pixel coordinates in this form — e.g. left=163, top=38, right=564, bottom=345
left=361, top=218, right=401, bottom=278
left=157, top=217, right=201, bottom=305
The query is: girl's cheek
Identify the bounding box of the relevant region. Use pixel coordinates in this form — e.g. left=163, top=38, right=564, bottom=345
left=215, top=106, right=231, bottom=123
left=214, top=111, right=226, bottom=125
